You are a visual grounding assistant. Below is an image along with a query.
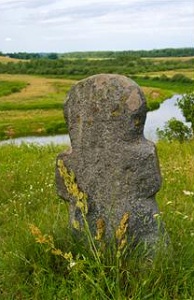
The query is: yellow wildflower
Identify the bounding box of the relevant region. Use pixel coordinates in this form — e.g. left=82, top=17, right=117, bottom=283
left=63, top=252, right=73, bottom=261
left=29, top=224, right=42, bottom=237
left=116, top=212, right=129, bottom=240
left=57, top=159, right=88, bottom=216
left=51, top=249, right=63, bottom=256
left=95, top=218, right=105, bottom=241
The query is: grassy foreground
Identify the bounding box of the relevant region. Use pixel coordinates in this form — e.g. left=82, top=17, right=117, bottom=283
left=0, top=140, right=194, bottom=299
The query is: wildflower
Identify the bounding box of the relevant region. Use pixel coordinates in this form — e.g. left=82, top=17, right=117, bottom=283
left=63, top=252, right=73, bottom=261
left=57, top=159, right=88, bottom=215
left=51, top=249, right=63, bottom=256
left=116, top=212, right=129, bottom=240
left=69, top=261, right=76, bottom=268
left=183, top=190, right=194, bottom=196
left=29, top=224, right=42, bottom=236
left=95, top=218, right=105, bottom=241
left=35, top=235, right=50, bottom=244
left=29, top=224, right=54, bottom=247
left=116, top=212, right=129, bottom=250
left=119, top=237, right=127, bottom=250
left=29, top=223, right=77, bottom=269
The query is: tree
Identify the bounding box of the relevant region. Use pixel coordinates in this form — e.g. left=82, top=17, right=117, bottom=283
left=177, top=92, right=194, bottom=133
left=157, top=118, right=192, bottom=143
left=47, top=53, right=58, bottom=60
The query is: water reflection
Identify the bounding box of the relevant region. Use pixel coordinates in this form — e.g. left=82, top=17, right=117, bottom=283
left=144, top=94, right=188, bottom=141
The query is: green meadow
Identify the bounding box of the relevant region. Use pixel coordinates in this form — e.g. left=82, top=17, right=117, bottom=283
left=0, top=75, right=74, bottom=140
left=0, top=141, right=194, bottom=299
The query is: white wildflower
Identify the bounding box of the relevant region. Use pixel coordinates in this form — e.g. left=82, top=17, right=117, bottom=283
left=183, top=190, right=194, bottom=196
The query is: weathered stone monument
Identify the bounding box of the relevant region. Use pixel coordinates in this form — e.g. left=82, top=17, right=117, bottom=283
left=56, top=74, right=163, bottom=247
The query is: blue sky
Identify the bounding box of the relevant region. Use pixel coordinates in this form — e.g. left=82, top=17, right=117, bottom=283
left=0, top=0, right=193, bottom=53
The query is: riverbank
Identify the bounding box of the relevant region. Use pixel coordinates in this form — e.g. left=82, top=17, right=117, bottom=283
left=0, top=73, right=189, bottom=141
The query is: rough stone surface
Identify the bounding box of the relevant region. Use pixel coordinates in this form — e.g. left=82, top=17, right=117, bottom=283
left=56, top=74, right=163, bottom=245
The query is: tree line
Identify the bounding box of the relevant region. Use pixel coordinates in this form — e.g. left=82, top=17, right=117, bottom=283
left=0, top=47, right=194, bottom=60
left=0, top=56, right=193, bottom=78
left=60, top=48, right=194, bottom=59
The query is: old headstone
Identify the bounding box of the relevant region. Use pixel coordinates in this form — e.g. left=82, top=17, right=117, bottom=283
left=56, top=74, right=163, bottom=247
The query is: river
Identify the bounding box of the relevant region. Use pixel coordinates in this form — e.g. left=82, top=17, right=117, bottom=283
left=0, top=95, right=190, bottom=146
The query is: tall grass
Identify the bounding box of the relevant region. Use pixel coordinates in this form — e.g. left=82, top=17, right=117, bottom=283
left=0, top=141, right=194, bottom=299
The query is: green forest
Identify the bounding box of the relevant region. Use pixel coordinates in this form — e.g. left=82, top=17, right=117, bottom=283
left=1, top=47, right=194, bottom=59
left=0, top=48, right=194, bottom=79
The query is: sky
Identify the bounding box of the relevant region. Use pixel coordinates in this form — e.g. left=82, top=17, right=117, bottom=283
left=0, top=0, right=193, bottom=53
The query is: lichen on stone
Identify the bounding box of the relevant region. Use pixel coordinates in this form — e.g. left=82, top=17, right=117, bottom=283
left=57, top=159, right=88, bottom=215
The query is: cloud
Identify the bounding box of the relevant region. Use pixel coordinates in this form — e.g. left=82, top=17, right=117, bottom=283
left=0, top=0, right=25, bottom=10
left=0, top=0, right=193, bottom=52
left=24, top=0, right=58, bottom=9
left=0, top=0, right=56, bottom=9
left=26, top=0, right=193, bottom=29
left=5, top=37, right=12, bottom=42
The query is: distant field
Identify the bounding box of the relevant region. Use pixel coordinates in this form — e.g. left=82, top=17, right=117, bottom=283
left=139, top=69, right=194, bottom=80
left=0, top=79, right=28, bottom=97
left=0, top=72, right=191, bottom=140
left=0, top=74, right=165, bottom=107
left=0, top=74, right=75, bottom=96
left=0, top=109, right=65, bottom=139
left=0, top=75, right=75, bottom=140
left=0, top=74, right=75, bottom=109
left=143, top=56, right=194, bottom=62
left=0, top=56, right=28, bottom=63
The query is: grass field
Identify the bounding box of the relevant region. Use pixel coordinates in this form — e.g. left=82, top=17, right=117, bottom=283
left=0, top=74, right=74, bottom=109
left=0, top=79, right=28, bottom=97
left=0, top=56, right=28, bottom=63
left=0, top=75, right=75, bottom=140
left=143, top=56, right=194, bottom=61
left=135, top=77, right=193, bottom=94
left=139, top=69, right=194, bottom=80
left=0, top=74, right=176, bottom=140
left=0, top=140, right=194, bottom=299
